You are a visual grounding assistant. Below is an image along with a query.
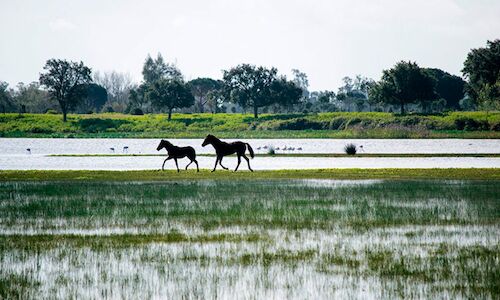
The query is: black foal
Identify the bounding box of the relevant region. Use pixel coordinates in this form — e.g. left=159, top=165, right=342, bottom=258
left=156, top=140, right=199, bottom=172
left=202, top=134, right=254, bottom=172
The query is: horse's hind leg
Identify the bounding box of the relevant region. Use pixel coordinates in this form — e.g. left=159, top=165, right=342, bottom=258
left=234, top=155, right=241, bottom=172
left=185, top=160, right=193, bottom=170
left=174, top=158, right=180, bottom=172
left=242, top=154, right=253, bottom=172
left=194, top=160, right=199, bottom=172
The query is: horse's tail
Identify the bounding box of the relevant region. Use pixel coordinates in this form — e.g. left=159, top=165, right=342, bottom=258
left=245, top=143, right=255, bottom=159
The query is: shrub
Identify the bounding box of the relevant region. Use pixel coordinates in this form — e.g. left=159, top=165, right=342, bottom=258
left=131, top=108, right=144, bottom=115
left=344, top=143, right=357, bottom=155
left=45, top=109, right=58, bottom=114
left=78, top=118, right=129, bottom=133
left=267, top=146, right=276, bottom=155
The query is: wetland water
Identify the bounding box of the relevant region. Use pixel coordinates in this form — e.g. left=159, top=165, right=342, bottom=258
left=1, top=138, right=500, bottom=170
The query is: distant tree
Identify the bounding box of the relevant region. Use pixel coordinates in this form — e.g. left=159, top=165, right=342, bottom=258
left=93, top=71, right=134, bottom=112
left=223, top=64, right=279, bottom=118
left=462, top=39, right=500, bottom=109
left=370, top=61, right=436, bottom=114
left=270, top=77, right=303, bottom=110
left=336, top=75, right=375, bottom=112
left=142, top=53, right=182, bottom=84
left=39, top=59, right=92, bottom=121
left=13, top=82, right=52, bottom=113
left=76, top=83, right=108, bottom=113
left=146, top=79, right=194, bottom=120
left=0, top=81, right=15, bottom=113
left=424, top=68, right=466, bottom=110
left=317, top=90, right=336, bottom=104
left=187, top=78, right=222, bottom=113
left=127, top=84, right=150, bottom=113
left=291, top=69, right=310, bottom=100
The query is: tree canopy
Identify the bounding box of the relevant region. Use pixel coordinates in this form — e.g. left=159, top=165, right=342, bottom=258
left=146, top=79, right=194, bottom=120
left=142, top=53, right=182, bottom=83
left=223, top=64, right=300, bottom=118
left=370, top=61, right=436, bottom=114
left=76, top=83, right=108, bottom=113
left=462, top=39, right=500, bottom=110
left=187, top=78, right=223, bottom=113
left=39, top=59, right=92, bottom=121
left=423, top=68, right=466, bottom=110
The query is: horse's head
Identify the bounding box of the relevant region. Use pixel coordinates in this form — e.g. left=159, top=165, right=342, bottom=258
left=202, top=134, right=215, bottom=147
left=157, top=139, right=172, bottom=151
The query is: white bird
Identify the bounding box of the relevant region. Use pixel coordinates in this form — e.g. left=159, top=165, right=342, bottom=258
left=263, top=145, right=268, bottom=149
left=275, top=147, right=280, bottom=150
left=297, top=147, right=302, bottom=151
left=123, top=146, right=129, bottom=153
left=257, top=146, right=262, bottom=150
left=289, top=147, right=295, bottom=151
left=283, top=146, right=288, bottom=151
left=26, top=148, right=31, bottom=154
left=359, top=145, right=365, bottom=152
left=110, top=147, right=115, bottom=153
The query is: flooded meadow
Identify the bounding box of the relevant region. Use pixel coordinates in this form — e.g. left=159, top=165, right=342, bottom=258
left=0, top=179, right=498, bottom=299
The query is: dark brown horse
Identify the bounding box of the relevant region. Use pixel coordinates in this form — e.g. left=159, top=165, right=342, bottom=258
left=157, top=140, right=199, bottom=172
left=202, top=134, right=254, bottom=172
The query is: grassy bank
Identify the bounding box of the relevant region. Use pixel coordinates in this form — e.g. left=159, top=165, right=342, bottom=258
left=1, top=168, right=499, bottom=181
left=1, top=111, right=499, bottom=138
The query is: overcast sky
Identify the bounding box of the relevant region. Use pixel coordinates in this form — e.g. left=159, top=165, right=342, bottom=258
left=1, top=0, right=499, bottom=91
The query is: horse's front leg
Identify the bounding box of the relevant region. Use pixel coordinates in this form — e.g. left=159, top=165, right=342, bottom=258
left=174, top=158, right=180, bottom=172
left=212, top=157, right=219, bottom=172
left=162, top=156, right=172, bottom=171
left=219, top=156, right=229, bottom=170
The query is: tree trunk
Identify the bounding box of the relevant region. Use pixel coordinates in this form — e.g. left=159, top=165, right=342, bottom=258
left=253, top=105, right=258, bottom=118
left=168, top=108, right=172, bottom=120
left=63, top=110, right=67, bottom=122
left=400, top=102, right=405, bottom=115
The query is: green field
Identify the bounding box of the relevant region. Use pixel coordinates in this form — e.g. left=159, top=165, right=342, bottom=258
left=1, top=168, right=499, bottom=181
left=0, top=178, right=499, bottom=298
left=1, top=111, right=499, bottom=138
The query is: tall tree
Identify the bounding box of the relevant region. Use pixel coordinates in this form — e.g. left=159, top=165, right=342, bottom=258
left=187, top=78, right=222, bottom=113
left=462, top=39, right=500, bottom=109
left=291, top=69, right=310, bottom=100
left=39, top=59, right=92, bottom=121
left=424, top=68, right=466, bottom=110
left=370, top=61, right=436, bottom=114
left=223, top=64, right=278, bottom=118
left=142, top=53, right=182, bottom=83
left=0, top=81, right=15, bottom=113
left=146, top=79, right=194, bottom=120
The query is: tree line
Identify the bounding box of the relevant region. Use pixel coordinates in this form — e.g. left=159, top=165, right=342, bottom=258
left=0, top=39, right=498, bottom=121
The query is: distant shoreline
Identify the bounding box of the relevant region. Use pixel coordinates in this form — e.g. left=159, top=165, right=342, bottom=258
left=1, top=112, right=499, bottom=139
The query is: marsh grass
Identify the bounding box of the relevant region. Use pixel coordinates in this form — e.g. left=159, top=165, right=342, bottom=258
left=0, top=179, right=498, bottom=298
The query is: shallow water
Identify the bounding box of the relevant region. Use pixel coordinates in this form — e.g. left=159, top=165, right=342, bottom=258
left=1, top=138, right=500, bottom=155
left=2, top=138, right=500, bottom=170
left=1, top=154, right=499, bottom=170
